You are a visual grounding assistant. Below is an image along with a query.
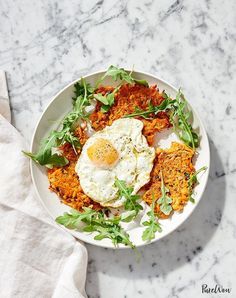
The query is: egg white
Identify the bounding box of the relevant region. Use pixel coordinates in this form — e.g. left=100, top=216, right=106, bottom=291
left=75, top=118, right=155, bottom=207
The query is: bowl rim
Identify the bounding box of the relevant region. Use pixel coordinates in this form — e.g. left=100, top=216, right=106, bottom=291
left=30, top=68, right=210, bottom=249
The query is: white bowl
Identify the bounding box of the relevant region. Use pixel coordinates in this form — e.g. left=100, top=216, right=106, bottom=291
left=30, top=70, right=210, bottom=249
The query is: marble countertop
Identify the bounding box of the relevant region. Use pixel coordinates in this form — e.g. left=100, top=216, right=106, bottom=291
left=1, top=0, right=236, bottom=297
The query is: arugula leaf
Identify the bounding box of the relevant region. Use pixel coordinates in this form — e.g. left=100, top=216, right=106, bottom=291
left=94, top=93, right=110, bottom=105
left=72, top=79, right=94, bottom=105
left=23, top=151, right=68, bottom=169
left=24, top=78, right=95, bottom=167
left=23, top=130, right=69, bottom=168
left=56, top=207, right=135, bottom=248
left=97, top=65, right=149, bottom=87
left=102, top=65, right=133, bottom=84
left=120, top=210, right=137, bottom=222
left=94, top=66, right=149, bottom=112
left=157, top=172, right=173, bottom=215
left=94, top=92, right=115, bottom=113
left=170, top=90, right=199, bottom=149
left=125, top=89, right=200, bottom=149
left=71, top=78, right=94, bottom=118
left=188, top=166, right=207, bottom=203
left=142, top=194, right=162, bottom=241
left=56, top=207, right=97, bottom=228
left=134, top=78, right=149, bottom=87
left=61, top=130, right=81, bottom=153
left=124, top=97, right=176, bottom=119
left=115, top=178, right=143, bottom=216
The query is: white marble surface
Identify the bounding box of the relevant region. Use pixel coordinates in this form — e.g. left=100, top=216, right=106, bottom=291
left=1, top=0, right=236, bottom=297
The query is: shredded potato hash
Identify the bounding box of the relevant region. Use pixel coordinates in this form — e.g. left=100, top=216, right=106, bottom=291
left=90, top=84, right=171, bottom=144
left=142, top=142, right=195, bottom=218
left=48, top=84, right=195, bottom=218
left=48, top=144, right=101, bottom=211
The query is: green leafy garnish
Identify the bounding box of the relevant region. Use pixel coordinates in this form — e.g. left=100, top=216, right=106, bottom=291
left=124, top=96, right=176, bottom=119
left=72, top=79, right=95, bottom=105
left=58, top=79, right=94, bottom=150
left=125, top=89, right=199, bottom=149
left=70, top=78, right=94, bottom=118
left=170, top=90, right=199, bottom=149
left=142, top=194, right=162, bottom=241
left=100, top=65, right=133, bottom=84
left=97, top=65, right=149, bottom=87
left=120, top=210, right=137, bottom=222
left=115, top=178, right=143, bottom=217
left=94, top=65, right=149, bottom=112
left=23, top=78, right=95, bottom=167
left=188, top=166, right=207, bottom=203
left=133, top=78, right=150, bottom=86
left=157, top=172, right=173, bottom=215
left=56, top=207, right=135, bottom=248
left=23, top=131, right=68, bottom=168
left=94, top=92, right=115, bottom=113
left=56, top=207, right=97, bottom=228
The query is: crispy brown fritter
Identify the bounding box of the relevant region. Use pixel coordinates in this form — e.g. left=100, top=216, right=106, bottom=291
left=89, top=84, right=171, bottom=145
left=47, top=143, right=102, bottom=211
left=142, top=142, right=195, bottom=218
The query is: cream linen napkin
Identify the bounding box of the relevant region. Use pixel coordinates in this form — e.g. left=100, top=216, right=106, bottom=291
left=0, top=71, right=88, bottom=298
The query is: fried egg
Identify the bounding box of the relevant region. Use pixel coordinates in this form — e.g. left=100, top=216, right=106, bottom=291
left=75, top=118, right=155, bottom=207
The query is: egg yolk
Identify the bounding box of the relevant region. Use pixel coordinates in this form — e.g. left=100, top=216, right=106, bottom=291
left=87, top=138, right=119, bottom=168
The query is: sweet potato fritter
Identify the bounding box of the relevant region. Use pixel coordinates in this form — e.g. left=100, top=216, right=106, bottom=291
left=142, top=142, right=195, bottom=218
left=48, top=143, right=102, bottom=211
left=89, top=84, right=171, bottom=145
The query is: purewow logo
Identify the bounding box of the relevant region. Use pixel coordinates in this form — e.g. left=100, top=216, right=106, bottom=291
left=202, top=284, right=231, bottom=294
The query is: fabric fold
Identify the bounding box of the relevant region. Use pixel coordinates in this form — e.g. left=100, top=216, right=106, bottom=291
left=0, top=83, right=87, bottom=297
